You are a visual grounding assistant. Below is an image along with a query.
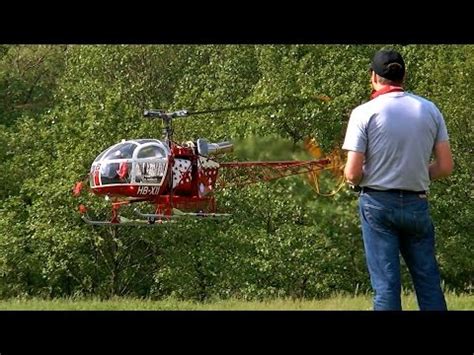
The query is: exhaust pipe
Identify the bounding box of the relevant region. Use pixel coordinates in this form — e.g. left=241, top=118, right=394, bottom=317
left=197, top=139, right=233, bottom=156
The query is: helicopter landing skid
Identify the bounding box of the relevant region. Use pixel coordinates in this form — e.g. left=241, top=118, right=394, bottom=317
left=80, top=210, right=230, bottom=227
left=81, top=214, right=174, bottom=226
left=134, top=208, right=232, bottom=221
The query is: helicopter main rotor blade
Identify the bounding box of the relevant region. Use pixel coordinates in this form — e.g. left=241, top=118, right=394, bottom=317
left=143, top=95, right=330, bottom=121
left=144, top=109, right=190, bottom=120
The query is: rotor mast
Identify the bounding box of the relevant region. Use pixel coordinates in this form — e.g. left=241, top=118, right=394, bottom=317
left=143, top=109, right=188, bottom=147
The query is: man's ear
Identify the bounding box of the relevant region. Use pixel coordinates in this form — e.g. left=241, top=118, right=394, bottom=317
left=371, top=71, right=378, bottom=85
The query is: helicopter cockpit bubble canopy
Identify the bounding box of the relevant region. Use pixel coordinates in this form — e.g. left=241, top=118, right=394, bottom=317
left=90, top=139, right=170, bottom=188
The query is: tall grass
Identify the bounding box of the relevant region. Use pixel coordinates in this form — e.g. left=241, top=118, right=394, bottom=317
left=0, top=291, right=472, bottom=310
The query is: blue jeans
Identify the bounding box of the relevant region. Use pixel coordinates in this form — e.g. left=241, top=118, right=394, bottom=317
left=359, top=190, right=447, bottom=311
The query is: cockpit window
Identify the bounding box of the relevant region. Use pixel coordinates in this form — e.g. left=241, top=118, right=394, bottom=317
left=93, top=148, right=109, bottom=163
left=137, top=145, right=166, bottom=159
left=135, top=139, right=159, bottom=144
left=104, top=142, right=137, bottom=160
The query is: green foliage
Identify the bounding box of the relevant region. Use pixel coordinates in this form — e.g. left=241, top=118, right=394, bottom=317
left=0, top=45, right=472, bottom=300
left=0, top=45, right=67, bottom=126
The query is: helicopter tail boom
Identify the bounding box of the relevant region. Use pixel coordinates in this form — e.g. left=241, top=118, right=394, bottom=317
left=218, top=158, right=331, bottom=187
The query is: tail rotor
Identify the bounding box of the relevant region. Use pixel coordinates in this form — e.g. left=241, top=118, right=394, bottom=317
left=304, top=137, right=346, bottom=196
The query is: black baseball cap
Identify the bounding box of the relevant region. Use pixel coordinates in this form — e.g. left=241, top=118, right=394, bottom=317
left=370, top=49, right=405, bottom=81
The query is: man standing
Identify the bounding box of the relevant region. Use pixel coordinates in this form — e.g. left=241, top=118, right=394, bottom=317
left=342, top=49, right=453, bottom=310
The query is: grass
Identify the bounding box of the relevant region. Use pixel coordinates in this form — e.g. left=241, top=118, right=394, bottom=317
left=0, top=291, right=472, bottom=310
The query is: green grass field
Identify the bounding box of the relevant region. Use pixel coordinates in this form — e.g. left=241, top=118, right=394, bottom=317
left=0, top=292, right=472, bottom=310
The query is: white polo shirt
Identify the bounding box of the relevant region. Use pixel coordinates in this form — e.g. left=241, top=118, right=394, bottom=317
left=342, top=92, right=449, bottom=191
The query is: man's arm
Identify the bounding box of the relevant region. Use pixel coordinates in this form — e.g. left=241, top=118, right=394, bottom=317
left=344, top=151, right=365, bottom=186
left=429, top=141, right=454, bottom=180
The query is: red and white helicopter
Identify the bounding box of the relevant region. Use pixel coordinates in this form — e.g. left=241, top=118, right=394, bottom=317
left=73, top=105, right=343, bottom=226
